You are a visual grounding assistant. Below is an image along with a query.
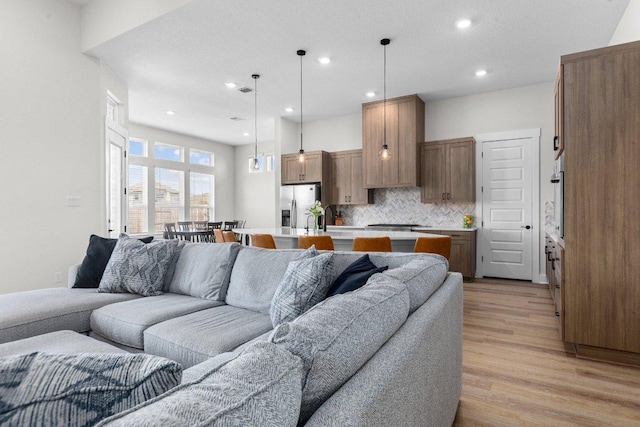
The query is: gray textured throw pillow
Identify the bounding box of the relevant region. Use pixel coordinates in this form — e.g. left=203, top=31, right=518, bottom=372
left=99, top=234, right=180, bottom=296
left=0, top=352, right=181, bottom=426
left=270, top=251, right=335, bottom=327
left=269, top=273, right=410, bottom=423
left=97, top=341, right=303, bottom=427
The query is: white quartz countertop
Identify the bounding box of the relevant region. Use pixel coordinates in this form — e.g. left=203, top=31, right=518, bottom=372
left=234, top=227, right=442, bottom=241
left=325, top=225, right=477, bottom=232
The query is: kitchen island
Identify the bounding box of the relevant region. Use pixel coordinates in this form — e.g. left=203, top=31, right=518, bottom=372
left=234, top=227, right=443, bottom=252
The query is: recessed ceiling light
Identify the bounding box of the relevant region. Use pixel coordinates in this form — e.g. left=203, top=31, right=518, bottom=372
left=285, top=107, right=294, bottom=113
left=165, top=110, right=175, bottom=115
left=475, top=69, right=487, bottom=77
left=366, top=92, right=376, bottom=98
left=225, top=82, right=237, bottom=88
left=243, top=132, right=250, bottom=136
left=456, top=18, right=472, bottom=29
left=318, top=57, right=331, bottom=65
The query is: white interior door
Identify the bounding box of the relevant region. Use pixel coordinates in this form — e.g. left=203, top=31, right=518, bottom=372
left=481, top=137, right=533, bottom=280
left=106, top=118, right=128, bottom=238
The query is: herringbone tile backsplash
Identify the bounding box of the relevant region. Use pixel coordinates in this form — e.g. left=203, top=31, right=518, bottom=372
left=337, top=187, right=475, bottom=227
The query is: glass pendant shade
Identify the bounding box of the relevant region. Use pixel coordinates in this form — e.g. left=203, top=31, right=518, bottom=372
left=252, top=74, right=260, bottom=170
left=297, top=49, right=306, bottom=163
left=379, top=144, right=391, bottom=160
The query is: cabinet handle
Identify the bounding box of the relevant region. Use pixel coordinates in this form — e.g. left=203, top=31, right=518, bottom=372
left=348, top=196, right=351, bottom=202
left=553, top=136, right=559, bottom=151
left=344, top=196, right=347, bottom=203
left=447, top=193, right=451, bottom=200
left=555, top=312, right=560, bottom=317
left=442, top=193, right=445, bottom=200
left=555, top=285, right=560, bottom=289
left=551, top=259, right=555, bottom=271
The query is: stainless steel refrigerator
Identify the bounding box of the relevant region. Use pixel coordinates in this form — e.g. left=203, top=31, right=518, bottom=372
left=280, top=184, right=321, bottom=229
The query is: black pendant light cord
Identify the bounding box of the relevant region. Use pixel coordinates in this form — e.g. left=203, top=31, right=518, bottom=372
left=383, top=40, right=387, bottom=149
left=298, top=50, right=306, bottom=154
left=253, top=74, right=259, bottom=160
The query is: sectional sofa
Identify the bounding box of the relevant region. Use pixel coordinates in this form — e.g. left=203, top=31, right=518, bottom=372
left=0, top=240, right=463, bottom=426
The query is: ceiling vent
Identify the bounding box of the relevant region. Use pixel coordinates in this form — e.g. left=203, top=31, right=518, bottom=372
left=238, top=86, right=253, bottom=93
left=229, top=116, right=246, bottom=121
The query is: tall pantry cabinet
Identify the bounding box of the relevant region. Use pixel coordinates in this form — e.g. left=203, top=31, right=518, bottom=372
left=561, top=40, right=640, bottom=364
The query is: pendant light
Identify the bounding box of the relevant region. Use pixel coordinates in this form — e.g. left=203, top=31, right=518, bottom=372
left=379, top=38, right=391, bottom=161
left=251, top=74, right=260, bottom=170
left=297, top=49, right=306, bottom=163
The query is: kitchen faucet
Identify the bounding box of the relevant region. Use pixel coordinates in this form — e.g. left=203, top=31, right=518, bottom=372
left=323, top=205, right=335, bottom=232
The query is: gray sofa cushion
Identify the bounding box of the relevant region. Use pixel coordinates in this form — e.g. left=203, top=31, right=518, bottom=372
left=90, top=294, right=221, bottom=349
left=382, top=256, right=448, bottom=313
left=306, top=272, right=464, bottom=427
left=167, top=242, right=241, bottom=300
left=144, top=305, right=273, bottom=368
left=0, top=330, right=128, bottom=357
left=270, top=251, right=335, bottom=327
left=0, top=288, right=140, bottom=344
left=0, top=352, right=181, bottom=427
left=99, top=235, right=180, bottom=296
left=329, top=251, right=445, bottom=283
left=225, top=246, right=309, bottom=314
left=270, top=273, right=410, bottom=423
left=98, top=342, right=303, bottom=427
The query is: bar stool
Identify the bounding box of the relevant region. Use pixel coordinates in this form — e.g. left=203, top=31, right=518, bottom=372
left=222, top=231, right=237, bottom=243
left=250, top=234, right=277, bottom=249
left=213, top=229, right=225, bottom=243
left=298, top=235, right=335, bottom=250
left=352, top=236, right=392, bottom=252
left=413, top=235, right=452, bottom=260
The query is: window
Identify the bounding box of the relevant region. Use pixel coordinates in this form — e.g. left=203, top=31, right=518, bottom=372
left=190, top=172, right=214, bottom=221
left=266, top=154, right=275, bottom=172
left=106, top=92, right=119, bottom=122
left=128, top=137, right=215, bottom=235
left=154, top=142, right=183, bottom=162
left=190, top=149, right=214, bottom=166
left=129, top=138, right=147, bottom=157
left=128, top=165, right=148, bottom=233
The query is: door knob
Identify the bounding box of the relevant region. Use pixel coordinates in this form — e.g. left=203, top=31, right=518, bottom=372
left=521, top=225, right=532, bottom=229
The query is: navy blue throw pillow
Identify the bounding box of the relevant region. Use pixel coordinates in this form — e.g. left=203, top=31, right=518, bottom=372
left=72, top=235, right=153, bottom=288
left=327, top=254, right=389, bottom=297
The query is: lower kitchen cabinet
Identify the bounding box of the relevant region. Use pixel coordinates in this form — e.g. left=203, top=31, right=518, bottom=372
left=416, top=229, right=476, bottom=281
left=545, top=233, right=564, bottom=338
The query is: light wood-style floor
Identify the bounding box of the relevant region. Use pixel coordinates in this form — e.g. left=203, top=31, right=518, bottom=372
left=453, top=279, right=640, bottom=426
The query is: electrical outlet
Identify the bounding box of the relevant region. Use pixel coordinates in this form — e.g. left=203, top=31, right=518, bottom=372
left=54, top=272, right=62, bottom=283
left=66, top=196, right=82, bottom=207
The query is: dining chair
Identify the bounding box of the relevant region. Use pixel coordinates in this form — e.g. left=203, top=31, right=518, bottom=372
left=351, top=236, right=392, bottom=252
left=222, top=221, right=238, bottom=231
left=177, top=221, right=192, bottom=231
left=192, top=221, right=208, bottom=230
left=213, top=229, right=225, bottom=243
left=164, top=223, right=177, bottom=239
left=207, top=221, right=223, bottom=229
left=222, top=231, right=237, bottom=243
left=413, top=235, right=452, bottom=260
left=250, top=234, right=277, bottom=249
left=234, top=219, right=246, bottom=229
left=298, top=235, right=335, bottom=251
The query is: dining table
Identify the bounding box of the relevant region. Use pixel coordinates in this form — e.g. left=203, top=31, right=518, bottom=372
left=172, top=229, right=213, bottom=242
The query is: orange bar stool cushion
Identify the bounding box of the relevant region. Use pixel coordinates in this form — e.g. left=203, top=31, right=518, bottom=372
left=413, top=235, right=452, bottom=260
left=351, top=236, right=392, bottom=252
left=213, top=229, right=225, bottom=243
left=298, top=235, right=335, bottom=251
left=250, top=234, right=277, bottom=249
left=222, top=231, right=237, bottom=243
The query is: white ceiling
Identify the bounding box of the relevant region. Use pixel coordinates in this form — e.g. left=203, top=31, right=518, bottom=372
left=85, top=0, right=630, bottom=146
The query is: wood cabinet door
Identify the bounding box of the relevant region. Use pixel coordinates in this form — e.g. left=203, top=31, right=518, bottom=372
left=330, top=153, right=349, bottom=204
left=379, top=102, right=400, bottom=187
left=348, top=150, right=372, bottom=204
left=446, top=140, right=475, bottom=202
left=281, top=154, right=302, bottom=184
left=397, top=98, right=417, bottom=186
left=421, top=143, right=446, bottom=203
left=303, top=152, right=322, bottom=182
left=362, top=103, right=384, bottom=188
left=449, top=237, right=470, bottom=278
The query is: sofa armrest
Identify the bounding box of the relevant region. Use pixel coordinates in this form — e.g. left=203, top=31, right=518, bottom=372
left=67, top=264, right=80, bottom=288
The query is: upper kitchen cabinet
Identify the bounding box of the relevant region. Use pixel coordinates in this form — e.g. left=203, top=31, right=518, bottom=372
left=421, top=137, right=475, bottom=203
left=281, top=151, right=330, bottom=185
left=362, top=94, right=425, bottom=188
left=329, top=149, right=373, bottom=205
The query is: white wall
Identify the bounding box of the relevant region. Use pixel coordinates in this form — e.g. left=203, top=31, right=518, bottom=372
left=127, top=123, right=236, bottom=223
left=301, top=114, right=362, bottom=152
left=424, top=82, right=555, bottom=281
left=234, top=143, right=277, bottom=228
left=609, top=0, right=640, bottom=45
left=0, top=0, right=104, bottom=294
